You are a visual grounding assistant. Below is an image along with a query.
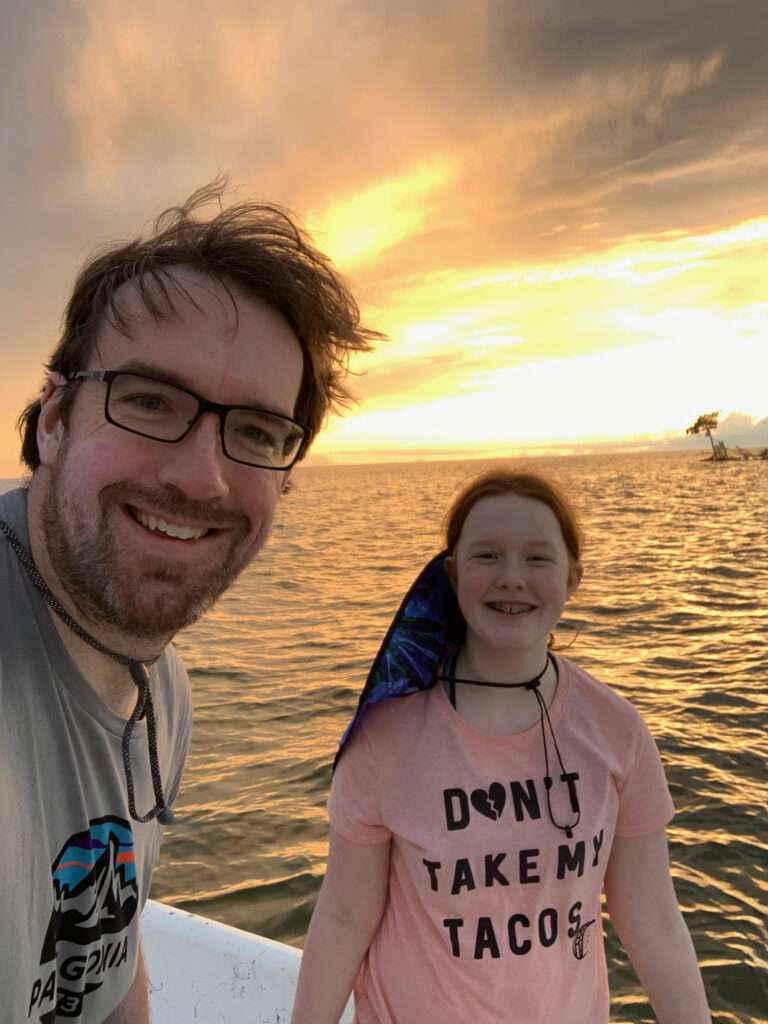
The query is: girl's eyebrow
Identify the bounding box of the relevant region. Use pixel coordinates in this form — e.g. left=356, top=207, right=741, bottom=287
left=464, top=538, right=499, bottom=549
left=462, top=538, right=562, bottom=557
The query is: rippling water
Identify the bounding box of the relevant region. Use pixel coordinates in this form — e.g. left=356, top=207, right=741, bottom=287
left=152, top=451, right=768, bottom=1023
left=9, top=450, right=767, bottom=1021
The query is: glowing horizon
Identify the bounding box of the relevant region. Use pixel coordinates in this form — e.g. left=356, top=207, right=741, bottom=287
left=1, top=1, right=767, bottom=476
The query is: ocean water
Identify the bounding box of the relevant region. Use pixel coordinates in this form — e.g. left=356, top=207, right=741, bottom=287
left=4, top=450, right=767, bottom=1021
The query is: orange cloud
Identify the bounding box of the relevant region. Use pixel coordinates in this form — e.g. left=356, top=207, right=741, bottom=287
left=309, top=156, right=464, bottom=268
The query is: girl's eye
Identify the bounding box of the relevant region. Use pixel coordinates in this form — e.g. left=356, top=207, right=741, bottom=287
left=529, top=554, right=553, bottom=563
left=474, top=552, right=497, bottom=561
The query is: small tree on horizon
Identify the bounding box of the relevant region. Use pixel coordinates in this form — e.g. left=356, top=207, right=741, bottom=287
left=686, top=411, right=721, bottom=458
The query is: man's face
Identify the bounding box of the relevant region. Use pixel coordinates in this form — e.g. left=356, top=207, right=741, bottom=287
left=32, top=271, right=304, bottom=643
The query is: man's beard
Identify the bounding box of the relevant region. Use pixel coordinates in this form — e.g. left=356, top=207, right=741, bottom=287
left=40, top=463, right=259, bottom=644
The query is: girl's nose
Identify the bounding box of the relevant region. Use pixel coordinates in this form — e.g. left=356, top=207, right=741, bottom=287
left=496, top=557, right=525, bottom=588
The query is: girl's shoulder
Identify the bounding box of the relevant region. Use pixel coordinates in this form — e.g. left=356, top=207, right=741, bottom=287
left=335, top=687, right=437, bottom=773
left=555, top=654, right=650, bottom=730
left=353, top=685, right=435, bottom=737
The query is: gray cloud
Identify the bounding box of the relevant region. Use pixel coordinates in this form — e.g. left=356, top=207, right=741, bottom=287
left=1, top=0, right=766, bottom=470
left=4, top=1, right=766, bottom=270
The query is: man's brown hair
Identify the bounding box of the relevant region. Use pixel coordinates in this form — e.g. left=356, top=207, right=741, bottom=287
left=18, top=180, right=382, bottom=470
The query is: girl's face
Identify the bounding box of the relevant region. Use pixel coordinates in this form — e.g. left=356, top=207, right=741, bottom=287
left=445, top=493, right=582, bottom=660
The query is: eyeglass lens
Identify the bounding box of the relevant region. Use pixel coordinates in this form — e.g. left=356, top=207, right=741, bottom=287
left=105, top=373, right=304, bottom=468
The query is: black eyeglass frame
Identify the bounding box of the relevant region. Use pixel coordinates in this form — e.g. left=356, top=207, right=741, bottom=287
left=65, top=369, right=310, bottom=471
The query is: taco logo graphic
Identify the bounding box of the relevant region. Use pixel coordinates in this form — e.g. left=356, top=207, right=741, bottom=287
left=572, top=918, right=596, bottom=961
left=28, top=817, right=138, bottom=1020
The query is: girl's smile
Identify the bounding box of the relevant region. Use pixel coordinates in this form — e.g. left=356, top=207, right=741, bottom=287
left=445, top=492, right=582, bottom=673
left=487, top=601, right=535, bottom=614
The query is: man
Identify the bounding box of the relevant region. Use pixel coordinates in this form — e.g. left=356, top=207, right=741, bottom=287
left=0, top=182, right=379, bottom=1022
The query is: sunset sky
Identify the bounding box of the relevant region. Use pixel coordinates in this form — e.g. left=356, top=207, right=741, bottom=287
left=1, top=0, right=767, bottom=476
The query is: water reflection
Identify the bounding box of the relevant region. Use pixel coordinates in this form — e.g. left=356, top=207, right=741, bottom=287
left=153, top=452, right=767, bottom=1023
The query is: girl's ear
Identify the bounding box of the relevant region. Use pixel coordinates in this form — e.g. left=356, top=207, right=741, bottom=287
left=443, top=554, right=458, bottom=592
left=36, top=374, right=67, bottom=468
left=566, top=562, right=583, bottom=600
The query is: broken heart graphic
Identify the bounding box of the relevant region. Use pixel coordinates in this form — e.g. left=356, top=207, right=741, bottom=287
left=470, top=782, right=506, bottom=820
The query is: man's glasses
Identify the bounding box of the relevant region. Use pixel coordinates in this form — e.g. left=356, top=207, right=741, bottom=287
left=66, top=370, right=309, bottom=470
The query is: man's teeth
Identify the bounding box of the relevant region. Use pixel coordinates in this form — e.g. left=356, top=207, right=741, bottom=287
left=134, top=510, right=208, bottom=540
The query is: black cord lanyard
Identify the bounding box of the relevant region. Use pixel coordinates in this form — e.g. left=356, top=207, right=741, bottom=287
left=0, top=519, right=173, bottom=825
left=438, top=651, right=580, bottom=838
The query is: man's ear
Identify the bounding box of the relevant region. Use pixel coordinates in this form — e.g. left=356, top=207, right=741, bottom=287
left=36, top=374, right=67, bottom=468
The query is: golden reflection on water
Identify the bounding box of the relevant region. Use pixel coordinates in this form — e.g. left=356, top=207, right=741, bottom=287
left=152, top=452, right=767, bottom=1022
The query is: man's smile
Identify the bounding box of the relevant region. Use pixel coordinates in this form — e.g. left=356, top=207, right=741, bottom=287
left=127, top=505, right=224, bottom=541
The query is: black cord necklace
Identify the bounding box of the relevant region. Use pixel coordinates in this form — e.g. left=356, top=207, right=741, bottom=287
left=438, top=651, right=580, bottom=838
left=0, top=519, right=174, bottom=825
left=439, top=655, right=550, bottom=696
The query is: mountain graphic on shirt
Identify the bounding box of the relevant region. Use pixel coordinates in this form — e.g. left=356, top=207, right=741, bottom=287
left=40, top=816, right=139, bottom=965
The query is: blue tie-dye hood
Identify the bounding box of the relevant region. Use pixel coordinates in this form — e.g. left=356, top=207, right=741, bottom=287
left=335, top=552, right=463, bottom=764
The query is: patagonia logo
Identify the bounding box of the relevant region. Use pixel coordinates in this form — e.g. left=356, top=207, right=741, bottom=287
left=29, top=817, right=138, bottom=1020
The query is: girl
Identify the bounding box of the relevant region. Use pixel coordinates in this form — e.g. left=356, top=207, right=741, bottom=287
left=292, top=469, right=710, bottom=1023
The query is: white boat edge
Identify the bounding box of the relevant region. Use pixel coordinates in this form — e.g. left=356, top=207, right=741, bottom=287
left=141, top=899, right=354, bottom=1023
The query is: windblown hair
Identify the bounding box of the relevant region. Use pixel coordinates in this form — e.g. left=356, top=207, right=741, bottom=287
left=443, top=468, right=583, bottom=565
left=18, top=179, right=382, bottom=470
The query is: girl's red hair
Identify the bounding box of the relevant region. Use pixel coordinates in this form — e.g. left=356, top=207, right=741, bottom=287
left=443, top=468, right=582, bottom=565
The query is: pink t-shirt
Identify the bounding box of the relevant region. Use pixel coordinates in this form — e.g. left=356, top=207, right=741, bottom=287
left=328, top=654, right=675, bottom=1024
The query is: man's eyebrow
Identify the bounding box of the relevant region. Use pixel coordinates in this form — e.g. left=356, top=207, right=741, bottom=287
left=113, top=358, right=295, bottom=418
left=115, top=359, right=191, bottom=390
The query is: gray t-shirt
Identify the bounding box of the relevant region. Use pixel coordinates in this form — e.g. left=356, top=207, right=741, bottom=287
left=0, top=488, right=193, bottom=1022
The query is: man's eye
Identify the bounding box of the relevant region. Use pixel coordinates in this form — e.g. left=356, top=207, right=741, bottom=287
left=237, top=422, right=280, bottom=450
left=117, top=391, right=171, bottom=413
left=134, top=394, right=165, bottom=411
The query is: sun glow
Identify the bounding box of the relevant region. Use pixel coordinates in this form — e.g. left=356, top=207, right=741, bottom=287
left=2, top=8, right=767, bottom=477
left=311, top=156, right=462, bottom=268
left=317, top=330, right=766, bottom=451
left=307, top=216, right=768, bottom=463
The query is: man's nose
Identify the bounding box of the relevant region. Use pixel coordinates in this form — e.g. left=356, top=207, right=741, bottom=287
left=155, top=412, right=230, bottom=500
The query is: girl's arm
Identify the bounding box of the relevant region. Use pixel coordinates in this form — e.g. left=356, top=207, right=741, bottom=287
left=291, top=827, right=391, bottom=1024
left=604, top=828, right=711, bottom=1024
